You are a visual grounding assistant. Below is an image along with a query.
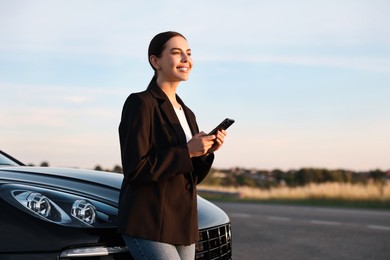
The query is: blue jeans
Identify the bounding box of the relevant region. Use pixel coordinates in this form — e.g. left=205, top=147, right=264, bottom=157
left=122, top=235, right=195, bottom=260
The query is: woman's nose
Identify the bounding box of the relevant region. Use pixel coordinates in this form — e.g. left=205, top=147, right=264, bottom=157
left=181, top=53, right=189, bottom=62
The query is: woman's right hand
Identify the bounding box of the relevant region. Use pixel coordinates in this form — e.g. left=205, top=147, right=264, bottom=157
left=187, top=132, right=215, bottom=158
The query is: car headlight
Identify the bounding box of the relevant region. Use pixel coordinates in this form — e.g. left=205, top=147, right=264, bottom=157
left=26, top=192, right=52, bottom=217
left=0, top=184, right=117, bottom=227
left=71, top=200, right=96, bottom=225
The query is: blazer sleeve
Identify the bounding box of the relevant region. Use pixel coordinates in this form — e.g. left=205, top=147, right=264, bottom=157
left=182, top=104, right=215, bottom=184
left=192, top=153, right=215, bottom=184
left=119, top=93, right=194, bottom=184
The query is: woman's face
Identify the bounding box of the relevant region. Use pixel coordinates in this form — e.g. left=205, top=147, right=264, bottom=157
left=153, top=36, right=192, bottom=82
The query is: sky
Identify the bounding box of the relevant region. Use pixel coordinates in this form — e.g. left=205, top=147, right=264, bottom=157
left=1, top=0, right=389, bottom=171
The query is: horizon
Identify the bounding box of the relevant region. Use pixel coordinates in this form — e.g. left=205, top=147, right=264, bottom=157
left=25, top=159, right=390, bottom=173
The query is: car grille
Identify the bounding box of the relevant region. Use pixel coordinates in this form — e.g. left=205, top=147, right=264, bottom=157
left=196, top=223, right=232, bottom=260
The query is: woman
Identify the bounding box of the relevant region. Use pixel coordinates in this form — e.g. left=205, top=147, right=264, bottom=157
left=118, top=31, right=227, bottom=259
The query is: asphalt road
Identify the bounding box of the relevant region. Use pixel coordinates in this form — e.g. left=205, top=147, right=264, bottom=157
left=213, top=201, right=390, bottom=260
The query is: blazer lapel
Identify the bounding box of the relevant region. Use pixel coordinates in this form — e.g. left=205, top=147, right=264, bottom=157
left=148, top=82, right=187, bottom=145
left=177, top=95, right=198, bottom=136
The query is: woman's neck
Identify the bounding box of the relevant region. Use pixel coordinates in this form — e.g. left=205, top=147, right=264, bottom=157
left=156, top=78, right=181, bottom=109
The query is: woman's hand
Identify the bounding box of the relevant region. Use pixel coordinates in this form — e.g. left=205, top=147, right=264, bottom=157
left=187, top=130, right=227, bottom=158
left=207, top=129, right=227, bottom=154
left=187, top=132, right=215, bottom=158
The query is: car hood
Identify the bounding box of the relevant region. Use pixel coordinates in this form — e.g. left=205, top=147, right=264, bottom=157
left=0, top=166, right=123, bottom=188
left=0, top=166, right=229, bottom=229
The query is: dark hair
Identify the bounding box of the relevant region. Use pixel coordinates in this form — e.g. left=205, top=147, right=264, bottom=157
left=148, top=31, right=186, bottom=82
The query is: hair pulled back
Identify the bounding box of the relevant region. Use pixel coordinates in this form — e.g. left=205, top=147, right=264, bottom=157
left=147, top=31, right=186, bottom=83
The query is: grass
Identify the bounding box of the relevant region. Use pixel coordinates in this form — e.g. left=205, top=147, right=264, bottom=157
left=198, top=182, right=390, bottom=209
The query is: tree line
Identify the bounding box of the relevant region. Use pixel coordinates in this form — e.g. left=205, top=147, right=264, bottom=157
left=201, top=167, right=389, bottom=188
left=34, top=161, right=389, bottom=188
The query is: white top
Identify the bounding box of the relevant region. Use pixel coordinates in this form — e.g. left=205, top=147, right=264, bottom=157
left=174, top=107, right=193, bottom=142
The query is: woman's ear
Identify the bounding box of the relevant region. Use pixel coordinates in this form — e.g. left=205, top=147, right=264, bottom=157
left=149, top=55, right=160, bottom=70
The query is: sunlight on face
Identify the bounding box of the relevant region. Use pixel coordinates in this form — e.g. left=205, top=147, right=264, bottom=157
left=157, top=36, right=193, bottom=82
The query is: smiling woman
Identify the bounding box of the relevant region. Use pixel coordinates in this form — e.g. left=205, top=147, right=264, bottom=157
left=117, top=31, right=229, bottom=259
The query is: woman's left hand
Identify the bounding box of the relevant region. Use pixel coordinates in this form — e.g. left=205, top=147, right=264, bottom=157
left=208, top=129, right=227, bottom=154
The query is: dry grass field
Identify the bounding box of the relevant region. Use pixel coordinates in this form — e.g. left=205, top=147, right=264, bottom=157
left=198, top=182, right=390, bottom=207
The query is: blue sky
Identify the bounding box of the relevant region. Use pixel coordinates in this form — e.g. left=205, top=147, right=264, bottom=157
left=1, top=0, right=389, bottom=171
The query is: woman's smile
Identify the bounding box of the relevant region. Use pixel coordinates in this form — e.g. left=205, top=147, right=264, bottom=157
left=177, top=66, right=189, bottom=72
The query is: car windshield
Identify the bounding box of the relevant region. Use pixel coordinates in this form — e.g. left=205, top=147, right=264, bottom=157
left=0, top=151, right=22, bottom=166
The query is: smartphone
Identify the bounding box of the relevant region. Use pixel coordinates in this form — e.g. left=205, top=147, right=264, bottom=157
left=208, top=118, right=235, bottom=135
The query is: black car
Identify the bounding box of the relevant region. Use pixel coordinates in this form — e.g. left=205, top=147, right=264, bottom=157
left=0, top=150, right=232, bottom=259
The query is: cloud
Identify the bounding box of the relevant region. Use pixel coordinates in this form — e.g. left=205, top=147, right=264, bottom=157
left=1, top=1, right=389, bottom=56
left=0, top=1, right=149, bottom=56
left=0, top=82, right=127, bottom=99
left=62, top=96, right=92, bottom=104
left=0, top=82, right=123, bottom=130
left=197, top=54, right=390, bottom=74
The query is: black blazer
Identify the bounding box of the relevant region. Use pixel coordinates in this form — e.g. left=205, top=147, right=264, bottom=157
left=118, top=81, right=214, bottom=245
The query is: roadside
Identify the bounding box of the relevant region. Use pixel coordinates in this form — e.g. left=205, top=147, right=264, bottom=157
left=198, top=182, right=390, bottom=210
